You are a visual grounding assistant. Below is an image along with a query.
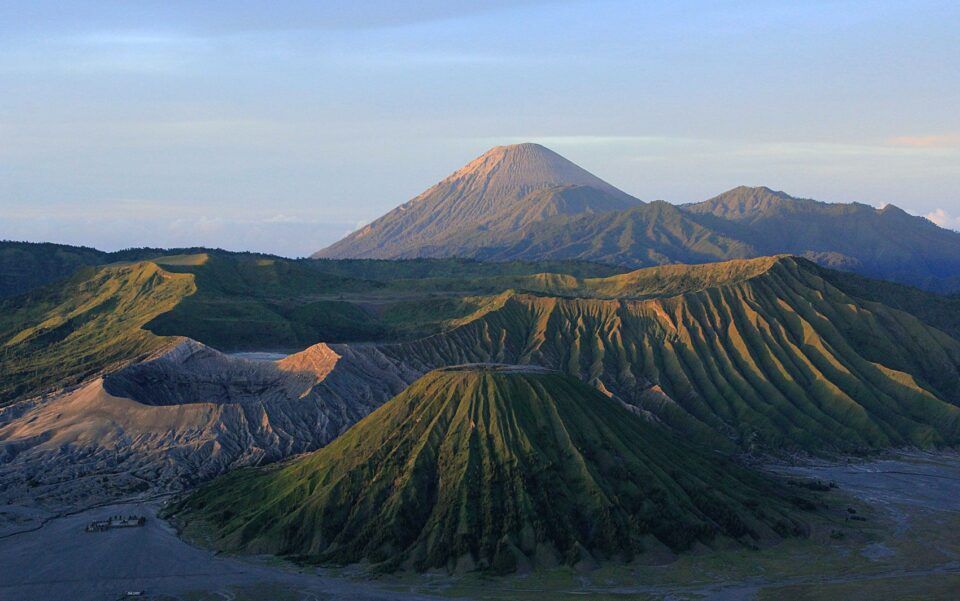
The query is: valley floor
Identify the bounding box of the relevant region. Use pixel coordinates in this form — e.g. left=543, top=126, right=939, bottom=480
left=1, top=451, right=959, bottom=601
left=0, top=499, right=435, bottom=601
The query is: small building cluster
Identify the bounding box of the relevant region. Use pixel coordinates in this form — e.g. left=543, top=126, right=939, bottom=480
left=84, top=514, right=146, bottom=532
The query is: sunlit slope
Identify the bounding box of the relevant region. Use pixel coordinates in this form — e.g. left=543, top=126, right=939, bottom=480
left=389, top=257, right=960, bottom=451
left=143, top=253, right=392, bottom=348
left=172, top=367, right=806, bottom=573
left=0, top=262, right=195, bottom=403
left=0, top=240, right=227, bottom=298
left=501, top=256, right=782, bottom=299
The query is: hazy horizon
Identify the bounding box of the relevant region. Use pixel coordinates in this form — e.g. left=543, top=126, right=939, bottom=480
left=3, top=0, right=959, bottom=257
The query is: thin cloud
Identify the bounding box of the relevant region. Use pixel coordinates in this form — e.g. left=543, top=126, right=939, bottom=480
left=888, top=134, right=960, bottom=148
left=70, top=32, right=204, bottom=47
left=925, top=208, right=960, bottom=231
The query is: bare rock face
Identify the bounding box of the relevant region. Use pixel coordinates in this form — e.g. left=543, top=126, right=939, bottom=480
left=0, top=339, right=422, bottom=512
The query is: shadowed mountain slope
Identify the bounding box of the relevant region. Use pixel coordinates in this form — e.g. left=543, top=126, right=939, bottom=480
left=170, top=366, right=807, bottom=573
left=314, top=143, right=642, bottom=259
left=682, top=186, right=960, bottom=292
left=0, top=242, right=106, bottom=298
left=471, top=200, right=756, bottom=268
left=684, top=185, right=806, bottom=222
left=812, top=264, right=960, bottom=340
left=467, top=186, right=960, bottom=292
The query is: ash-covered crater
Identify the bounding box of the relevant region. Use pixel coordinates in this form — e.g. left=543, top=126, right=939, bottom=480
left=103, top=340, right=314, bottom=406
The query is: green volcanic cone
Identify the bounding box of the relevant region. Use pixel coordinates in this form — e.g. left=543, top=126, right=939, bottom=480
left=170, top=365, right=808, bottom=573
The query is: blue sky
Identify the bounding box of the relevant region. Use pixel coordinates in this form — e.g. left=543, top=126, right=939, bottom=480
left=2, top=0, right=958, bottom=257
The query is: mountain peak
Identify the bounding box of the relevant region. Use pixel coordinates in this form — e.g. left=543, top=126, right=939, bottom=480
left=878, top=203, right=909, bottom=216
left=439, top=142, right=630, bottom=200
left=683, top=186, right=807, bottom=221
left=717, top=185, right=795, bottom=203
left=314, top=143, right=641, bottom=259
left=486, top=141, right=550, bottom=153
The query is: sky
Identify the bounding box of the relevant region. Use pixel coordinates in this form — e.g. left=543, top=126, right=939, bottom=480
left=1, top=0, right=959, bottom=257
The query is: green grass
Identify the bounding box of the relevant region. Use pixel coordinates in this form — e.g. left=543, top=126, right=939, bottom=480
left=814, top=260, right=960, bottom=339
left=0, top=241, right=107, bottom=298
left=0, top=251, right=629, bottom=401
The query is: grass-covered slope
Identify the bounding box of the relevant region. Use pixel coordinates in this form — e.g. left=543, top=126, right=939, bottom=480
left=0, top=240, right=235, bottom=298
left=0, top=261, right=195, bottom=403
left=307, top=256, right=626, bottom=281
left=503, top=256, right=783, bottom=299
left=171, top=366, right=807, bottom=573
left=142, top=253, right=388, bottom=349
left=389, top=257, right=960, bottom=452
left=812, top=263, right=960, bottom=340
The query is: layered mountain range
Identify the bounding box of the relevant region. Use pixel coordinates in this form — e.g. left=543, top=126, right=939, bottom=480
left=315, top=143, right=960, bottom=293
left=4, top=250, right=960, bottom=517
left=5, top=143, right=960, bottom=574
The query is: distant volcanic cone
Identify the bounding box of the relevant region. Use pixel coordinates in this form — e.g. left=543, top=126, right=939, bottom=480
left=313, top=143, right=642, bottom=259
